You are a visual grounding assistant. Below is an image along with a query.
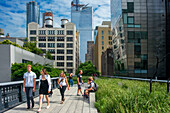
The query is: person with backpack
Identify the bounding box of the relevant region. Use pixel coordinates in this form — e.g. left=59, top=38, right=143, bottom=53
left=38, top=69, right=51, bottom=112
left=84, top=77, right=98, bottom=98
left=58, top=71, right=69, bottom=104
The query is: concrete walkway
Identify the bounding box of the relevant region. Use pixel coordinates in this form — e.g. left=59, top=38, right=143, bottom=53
left=4, top=85, right=98, bottom=113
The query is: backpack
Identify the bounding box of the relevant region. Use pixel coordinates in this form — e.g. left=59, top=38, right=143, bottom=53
left=93, top=82, right=98, bottom=91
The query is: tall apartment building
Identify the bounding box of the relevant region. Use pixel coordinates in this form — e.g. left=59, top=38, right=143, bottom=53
left=85, top=41, right=95, bottom=65
left=101, top=48, right=114, bottom=76
left=94, top=21, right=112, bottom=72
left=111, top=0, right=168, bottom=79
left=27, top=19, right=80, bottom=74
left=26, top=0, right=40, bottom=36
left=71, top=0, right=93, bottom=62
left=0, top=28, right=4, bottom=37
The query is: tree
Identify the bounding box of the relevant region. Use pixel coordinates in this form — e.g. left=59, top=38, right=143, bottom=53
left=45, top=51, right=53, bottom=60
left=76, top=61, right=100, bottom=76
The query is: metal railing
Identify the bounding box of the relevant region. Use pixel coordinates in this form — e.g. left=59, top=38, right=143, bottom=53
left=101, top=75, right=170, bottom=94
left=0, top=77, right=60, bottom=112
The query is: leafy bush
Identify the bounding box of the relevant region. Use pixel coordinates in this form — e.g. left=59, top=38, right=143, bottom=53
left=11, top=63, right=62, bottom=81
left=95, top=78, right=170, bottom=113
left=76, top=61, right=100, bottom=76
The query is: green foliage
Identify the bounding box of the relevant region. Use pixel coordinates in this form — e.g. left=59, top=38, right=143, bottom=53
left=76, top=61, right=100, bottom=76
left=45, top=51, right=53, bottom=60
left=11, top=62, right=62, bottom=81
left=95, top=78, right=170, bottom=113
left=0, top=39, right=52, bottom=59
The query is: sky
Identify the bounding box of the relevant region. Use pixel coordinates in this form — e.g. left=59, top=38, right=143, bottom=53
left=0, top=0, right=110, bottom=37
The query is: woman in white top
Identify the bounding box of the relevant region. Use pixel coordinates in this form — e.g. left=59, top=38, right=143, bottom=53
left=38, top=69, right=51, bottom=112
left=58, top=71, right=69, bottom=104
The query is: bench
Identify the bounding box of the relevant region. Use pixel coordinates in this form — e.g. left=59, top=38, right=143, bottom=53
left=89, top=92, right=98, bottom=113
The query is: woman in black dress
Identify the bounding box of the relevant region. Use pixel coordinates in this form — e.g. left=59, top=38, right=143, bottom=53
left=38, top=69, right=51, bottom=112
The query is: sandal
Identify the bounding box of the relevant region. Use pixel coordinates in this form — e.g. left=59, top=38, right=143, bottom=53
left=60, top=101, right=64, bottom=104
left=38, top=109, right=41, bottom=112
left=46, top=105, right=50, bottom=109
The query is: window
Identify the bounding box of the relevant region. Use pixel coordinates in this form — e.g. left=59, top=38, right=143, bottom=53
left=67, top=56, right=73, bottom=60
left=67, top=30, right=73, bottom=35
left=128, top=17, right=134, bottom=24
left=67, top=43, right=73, bottom=48
left=123, top=13, right=127, bottom=24
left=102, top=41, right=104, bottom=45
left=39, top=30, right=46, bottom=35
left=57, top=43, right=64, bottom=48
left=52, top=56, right=55, bottom=60
left=120, top=33, right=123, bottom=38
left=108, top=36, right=112, bottom=40
left=48, top=30, right=55, bottom=35
left=108, top=31, right=111, bottom=35
left=109, top=41, right=112, bottom=45
left=41, top=49, right=46, bottom=53
left=48, top=43, right=55, bottom=48
left=30, top=30, right=36, bottom=35
left=67, top=37, right=73, bottom=41
left=57, top=62, right=64, bottom=67
left=30, top=37, right=36, bottom=41
left=67, top=50, right=73, bottom=54
left=102, top=36, right=104, bottom=40
left=39, top=37, right=46, bottom=41
left=67, top=62, right=73, bottom=67
left=127, top=2, right=134, bottom=13
left=57, top=30, right=64, bottom=35
left=57, top=37, right=64, bottom=41
left=134, top=45, right=141, bottom=55
left=57, top=50, right=64, bottom=54
left=48, top=49, right=55, bottom=54
left=102, top=46, right=104, bottom=50
left=102, top=31, right=104, bottom=35
left=67, top=69, right=73, bottom=73
left=57, top=56, right=64, bottom=60
left=48, top=37, right=55, bottom=41
left=39, top=43, right=46, bottom=47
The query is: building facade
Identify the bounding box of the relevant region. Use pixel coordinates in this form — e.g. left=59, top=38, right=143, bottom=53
left=85, top=41, right=95, bottom=65
left=111, top=0, right=168, bottom=78
left=27, top=0, right=40, bottom=36
left=27, top=21, right=80, bottom=74
left=94, top=21, right=112, bottom=73
left=71, top=0, right=93, bottom=62
left=0, top=44, right=53, bottom=82
left=0, top=28, right=4, bottom=37
left=101, top=48, right=114, bottom=76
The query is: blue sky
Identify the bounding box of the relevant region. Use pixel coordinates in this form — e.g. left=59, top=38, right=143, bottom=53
left=0, top=0, right=110, bottom=37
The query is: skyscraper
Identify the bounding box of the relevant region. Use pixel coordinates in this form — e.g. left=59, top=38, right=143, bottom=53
left=111, top=0, right=168, bottom=79
left=26, top=0, right=40, bottom=36
left=71, top=0, right=93, bottom=62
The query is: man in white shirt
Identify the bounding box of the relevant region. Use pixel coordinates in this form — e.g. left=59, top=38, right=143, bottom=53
left=23, top=65, right=36, bottom=109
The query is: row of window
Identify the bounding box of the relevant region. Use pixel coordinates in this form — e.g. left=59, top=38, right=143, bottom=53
left=57, top=62, right=73, bottom=67
left=101, top=36, right=112, bottom=40
left=101, top=31, right=112, bottom=35
left=38, top=43, right=73, bottom=48
left=46, top=49, right=73, bottom=54
left=30, top=30, right=73, bottom=35
left=31, top=37, right=73, bottom=42
left=56, top=56, right=73, bottom=60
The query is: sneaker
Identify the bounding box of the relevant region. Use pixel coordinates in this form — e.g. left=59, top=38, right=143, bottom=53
left=46, top=105, right=50, bottom=109
left=77, top=94, right=80, bottom=96
left=60, top=101, right=64, bottom=104
left=38, top=109, right=41, bottom=112
left=27, top=107, right=30, bottom=109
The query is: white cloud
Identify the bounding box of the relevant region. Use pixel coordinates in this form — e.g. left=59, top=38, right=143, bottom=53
left=0, top=0, right=110, bottom=37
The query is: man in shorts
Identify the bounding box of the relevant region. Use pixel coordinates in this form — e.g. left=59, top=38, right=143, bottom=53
left=77, top=70, right=83, bottom=96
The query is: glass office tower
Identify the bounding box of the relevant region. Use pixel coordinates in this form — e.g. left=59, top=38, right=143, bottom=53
left=27, top=0, right=40, bottom=36
left=111, top=0, right=168, bottom=79
left=71, top=0, right=93, bottom=62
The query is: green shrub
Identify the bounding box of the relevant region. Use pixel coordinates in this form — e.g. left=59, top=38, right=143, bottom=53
left=95, top=78, right=170, bottom=113
left=11, top=63, right=62, bottom=81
